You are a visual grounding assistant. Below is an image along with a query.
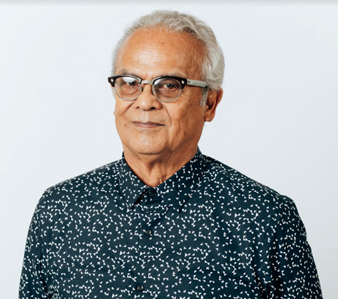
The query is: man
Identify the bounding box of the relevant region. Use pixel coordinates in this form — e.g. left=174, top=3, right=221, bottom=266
left=20, top=10, right=322, bottom=299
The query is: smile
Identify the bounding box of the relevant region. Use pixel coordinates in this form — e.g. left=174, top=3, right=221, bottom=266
left=132, top=121, right=164, bottom=128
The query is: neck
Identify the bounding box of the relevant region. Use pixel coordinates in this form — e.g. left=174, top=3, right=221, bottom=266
left=123, top=147, right=198, bottom=187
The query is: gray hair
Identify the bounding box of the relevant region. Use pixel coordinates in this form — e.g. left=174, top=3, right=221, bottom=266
left=112, top=10, right=225, bottom=105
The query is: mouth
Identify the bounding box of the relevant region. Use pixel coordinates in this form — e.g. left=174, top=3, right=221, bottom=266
left=132, top=121, right=164, bottom=128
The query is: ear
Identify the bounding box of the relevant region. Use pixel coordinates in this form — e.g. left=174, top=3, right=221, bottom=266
left=204, top=88, right=223, bottom=122
left=111, top=86, right=116, bottom=116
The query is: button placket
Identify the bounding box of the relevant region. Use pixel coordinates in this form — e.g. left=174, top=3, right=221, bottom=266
left=133, top=188, right=167, bottom=296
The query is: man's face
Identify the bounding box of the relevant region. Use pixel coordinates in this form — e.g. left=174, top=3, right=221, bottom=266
left=114, top=27, right=217, bottom=161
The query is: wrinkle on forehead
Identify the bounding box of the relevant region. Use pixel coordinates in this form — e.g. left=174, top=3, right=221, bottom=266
left=116, top=27, right=206, bottom=79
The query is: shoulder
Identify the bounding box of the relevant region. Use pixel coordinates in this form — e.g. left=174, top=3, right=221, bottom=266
left=203, top=154, right=279, bottom=195
left=200, top=155, right=305, bottom=240
left=36, top=159, right=122, bottom=212
left=202, top=154, right=295, bottom=216
left=47, top=159, right=121, bottom=193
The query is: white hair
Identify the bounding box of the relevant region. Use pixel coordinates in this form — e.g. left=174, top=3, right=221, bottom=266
left=112, top=10, right=225, bottom=105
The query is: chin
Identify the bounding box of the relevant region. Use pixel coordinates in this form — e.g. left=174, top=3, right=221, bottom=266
left=126, top=143, right=165, bottom=156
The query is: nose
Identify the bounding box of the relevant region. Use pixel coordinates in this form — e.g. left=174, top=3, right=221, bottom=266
left=135, top=83, right=162, bottom=111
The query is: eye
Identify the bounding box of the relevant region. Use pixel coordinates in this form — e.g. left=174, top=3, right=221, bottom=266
left=156, top=78, right=181, bottom=90
left=122, top=77, right=139, bottom=87
left=163, top=83, right=177, bottom=89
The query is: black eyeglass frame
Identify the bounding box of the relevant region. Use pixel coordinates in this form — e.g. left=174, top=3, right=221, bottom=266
left=107, top=74, right=208, bottom=102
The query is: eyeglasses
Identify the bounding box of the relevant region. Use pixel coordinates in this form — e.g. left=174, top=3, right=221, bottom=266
left=108, top=75, right=208, bottom=103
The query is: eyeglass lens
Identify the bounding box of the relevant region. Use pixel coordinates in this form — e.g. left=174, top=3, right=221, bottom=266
left=114, top=76, right=182, bottom=102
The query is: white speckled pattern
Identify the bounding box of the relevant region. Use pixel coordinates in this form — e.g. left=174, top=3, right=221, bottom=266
left=19, top=150, right=322, bottom=298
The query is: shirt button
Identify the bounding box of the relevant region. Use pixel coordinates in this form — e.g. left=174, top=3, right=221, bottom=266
left=144, top=228, right=153, bottom=236
left=135, top=284, right=145, bottom=292
left=147, top=189, right=156, bottom=197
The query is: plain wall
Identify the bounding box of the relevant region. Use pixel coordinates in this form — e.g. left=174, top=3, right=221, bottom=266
left=0, top=1, right=337, bottom=298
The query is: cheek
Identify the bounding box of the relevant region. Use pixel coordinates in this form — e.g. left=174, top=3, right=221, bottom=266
left=180, top=108, right=205, bottom=137
left=114, top=105, right=127, bottom=133
left=167, top=105, right=199, bottom=136
left=114, top=100, right=131, bottom=118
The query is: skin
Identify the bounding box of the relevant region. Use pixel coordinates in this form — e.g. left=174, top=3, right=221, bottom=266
left=113, top=27, right=223, bottom=187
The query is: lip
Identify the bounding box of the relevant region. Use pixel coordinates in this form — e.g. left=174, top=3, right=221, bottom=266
left=132, top=121, right=164, bottom=128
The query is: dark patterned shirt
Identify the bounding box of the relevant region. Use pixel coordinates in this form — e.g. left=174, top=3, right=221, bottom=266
left=19, top=150, right=322, bottom=298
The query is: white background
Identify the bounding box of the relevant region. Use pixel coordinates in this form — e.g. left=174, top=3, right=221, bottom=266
left=1, top=1, right=337, bottom=298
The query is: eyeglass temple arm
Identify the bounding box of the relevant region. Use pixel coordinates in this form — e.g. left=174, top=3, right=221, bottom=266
left=187, top=79, right=208, bottom=88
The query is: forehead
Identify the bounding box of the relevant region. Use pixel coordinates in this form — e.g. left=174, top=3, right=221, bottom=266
left=115, top=27, right=206, bottom=78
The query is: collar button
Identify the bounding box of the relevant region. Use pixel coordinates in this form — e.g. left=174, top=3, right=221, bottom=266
left=135, top=284, right=145, bottom=292
left=147, top=189, right=156, bottom=197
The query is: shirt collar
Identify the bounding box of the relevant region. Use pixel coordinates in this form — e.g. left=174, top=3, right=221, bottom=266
left=118, top=148, right=207, bottom=212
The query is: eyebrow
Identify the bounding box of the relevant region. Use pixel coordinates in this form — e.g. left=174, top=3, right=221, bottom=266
left=115, top=69, right=135, bottom=76
left=166, top=72, right=186, bottom=78
left=115, top=69, right=186, bottom=79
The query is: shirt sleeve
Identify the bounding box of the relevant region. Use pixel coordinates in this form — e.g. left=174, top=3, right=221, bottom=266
left=267, top=196, right=322, bottom=298
left=19, top=201, right=49, bottom=299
